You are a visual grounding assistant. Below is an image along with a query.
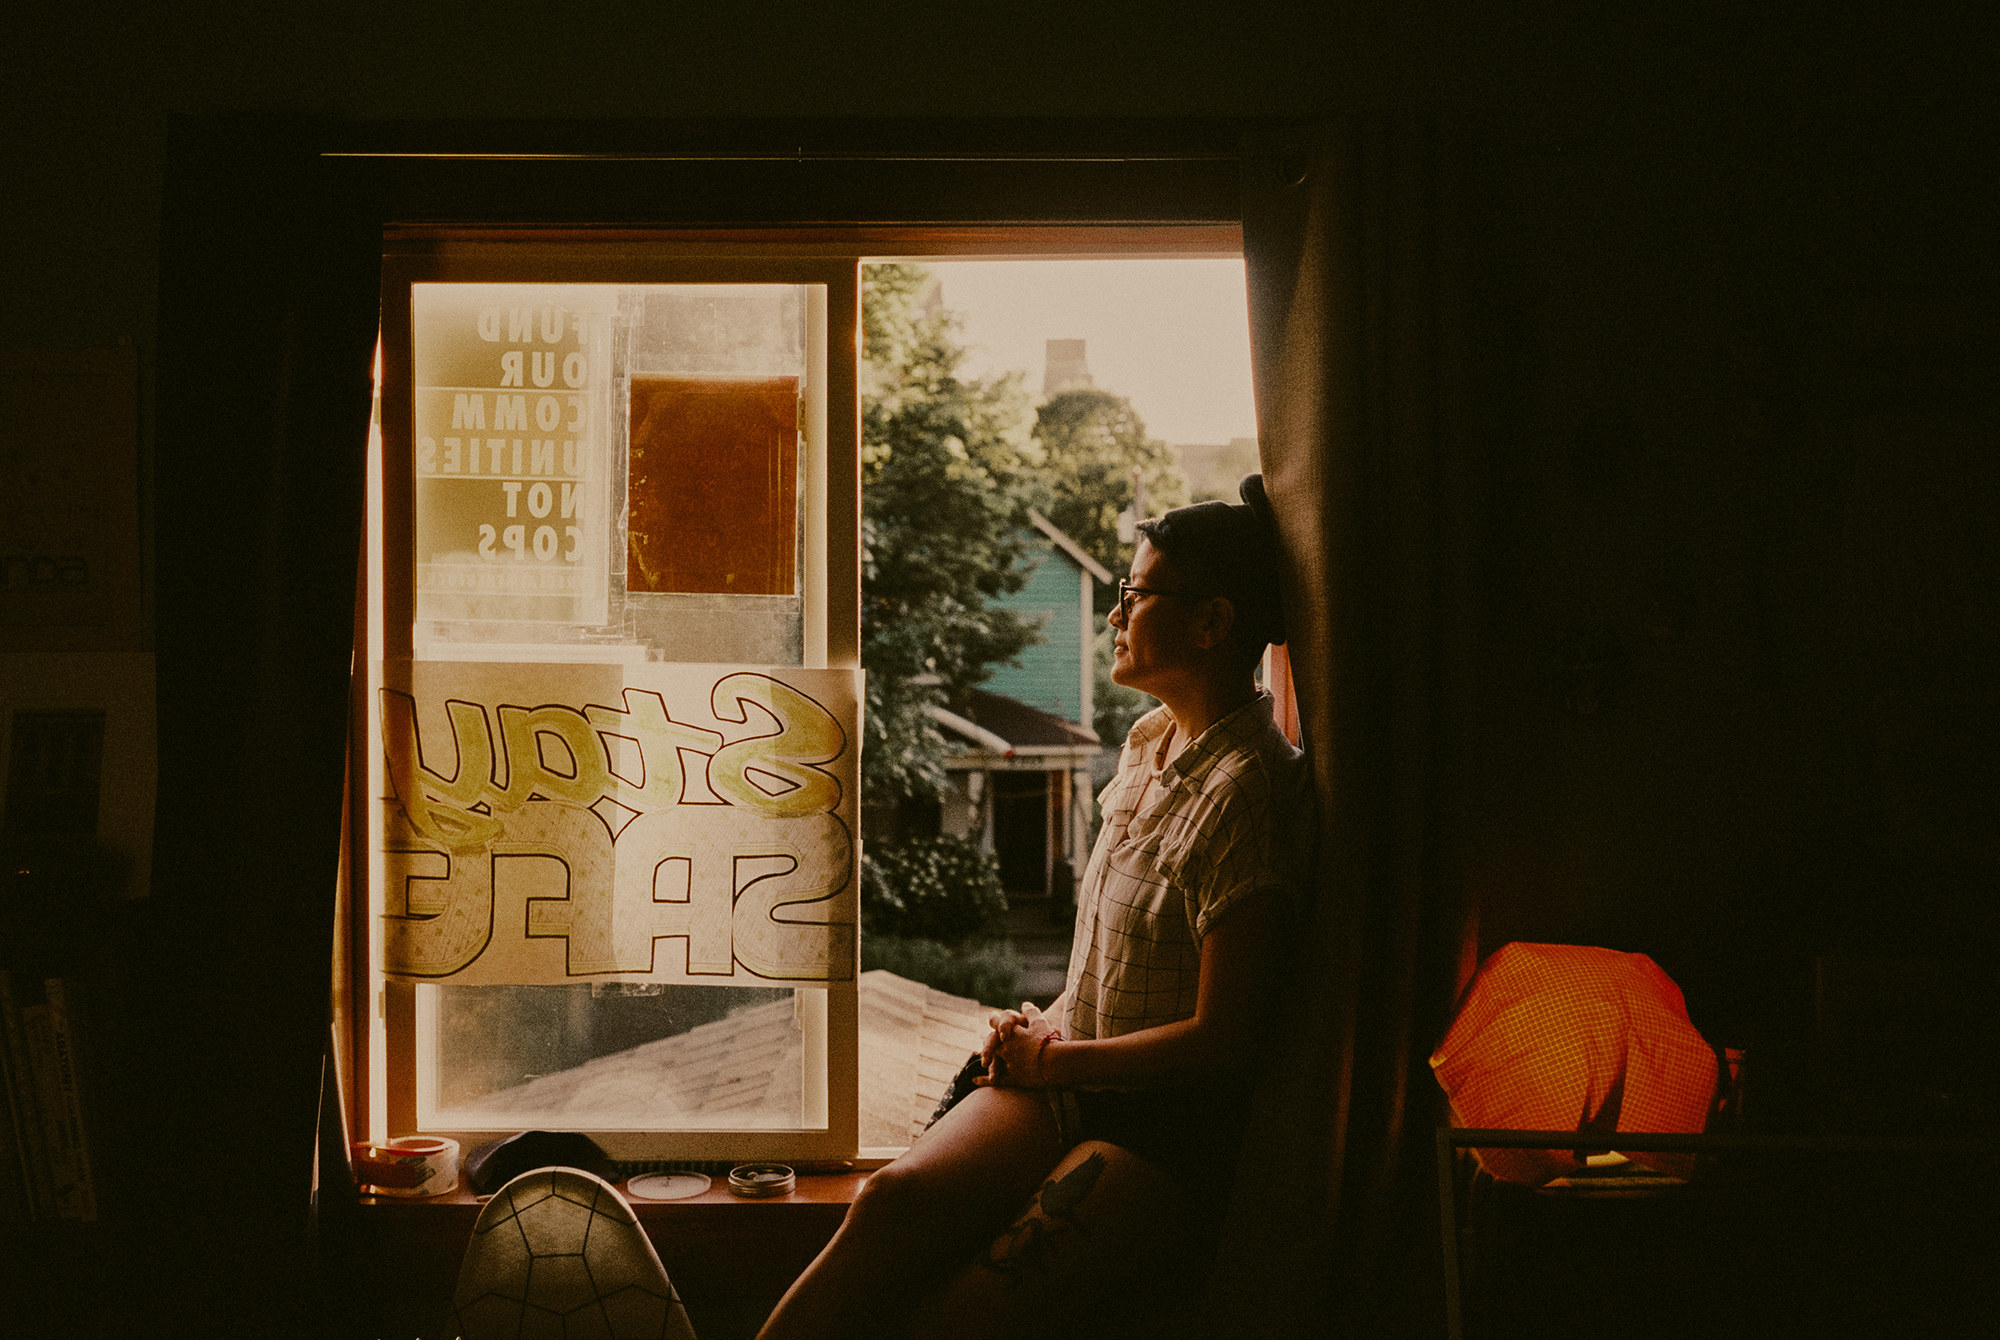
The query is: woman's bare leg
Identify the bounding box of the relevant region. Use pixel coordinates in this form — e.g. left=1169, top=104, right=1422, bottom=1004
left=908, top=1140, right=1210, bottom=1340
left=757, top=1086, right=1066, bottom=1340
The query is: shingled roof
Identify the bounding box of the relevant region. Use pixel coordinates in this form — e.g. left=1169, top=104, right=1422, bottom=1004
left=956, top=688, right=1100, bottom=749
left=441, top=971, right=990, bottom=1149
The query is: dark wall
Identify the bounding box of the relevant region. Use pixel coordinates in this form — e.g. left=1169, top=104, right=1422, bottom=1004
left=1462, top=105, right=1998, bottom=1057
left=2, top=2, right=1993, bottom=1325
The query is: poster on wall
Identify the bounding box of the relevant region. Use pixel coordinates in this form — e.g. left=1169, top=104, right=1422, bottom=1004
left=411, top=286, right=614, bottom=626
left=376, top=661, right=860, bottom=988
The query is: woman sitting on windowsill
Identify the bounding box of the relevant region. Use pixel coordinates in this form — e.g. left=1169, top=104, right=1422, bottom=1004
left=759, top=477, right=1311, bottom=1340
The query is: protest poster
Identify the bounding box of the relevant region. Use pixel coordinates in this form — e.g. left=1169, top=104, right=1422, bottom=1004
left=376, top=660, right=860, bottom=989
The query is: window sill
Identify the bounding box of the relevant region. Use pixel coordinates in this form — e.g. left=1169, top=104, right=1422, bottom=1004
left=353, top=1170, right=870, bottom=1305
left=357, top=1167, right=871, bottom=1213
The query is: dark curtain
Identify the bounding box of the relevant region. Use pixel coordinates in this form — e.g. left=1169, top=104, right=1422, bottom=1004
left=1210, top=120, right=1479, bottom=1335
left=133, top=115, right=381, bottom=1336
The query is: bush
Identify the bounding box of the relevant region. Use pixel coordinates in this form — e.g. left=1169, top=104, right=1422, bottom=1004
left=861, top=834, right=1008, bottom=945
left=861, top=934, right=1022, bottom=1009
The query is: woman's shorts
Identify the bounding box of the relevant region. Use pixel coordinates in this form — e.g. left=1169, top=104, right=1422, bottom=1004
left=930, top=1053, right=1247, bottom=1190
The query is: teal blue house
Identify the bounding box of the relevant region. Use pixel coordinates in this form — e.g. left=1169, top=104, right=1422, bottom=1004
left=982, top=512, right=1113, bottom=727
left=931, top=512, right=1111, bottom=898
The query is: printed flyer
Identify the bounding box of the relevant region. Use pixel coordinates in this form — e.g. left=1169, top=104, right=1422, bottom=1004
left=411, top=286, right=615, bottom=626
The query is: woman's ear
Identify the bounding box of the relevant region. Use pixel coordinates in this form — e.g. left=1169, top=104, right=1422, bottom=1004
left=1196, top=595, right=1238, bottom=651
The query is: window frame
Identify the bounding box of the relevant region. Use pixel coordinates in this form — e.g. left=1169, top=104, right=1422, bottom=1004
left=340, top=217, right=1249, bottom=1166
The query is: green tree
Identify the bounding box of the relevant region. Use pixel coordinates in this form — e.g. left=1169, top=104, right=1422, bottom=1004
left=860, top=264, right=1040, bottom=808
left=1030, top=387, right=1188, bottom=617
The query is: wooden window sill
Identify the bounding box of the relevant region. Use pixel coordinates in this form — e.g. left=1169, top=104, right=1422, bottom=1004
left=358, top=1167, right=873, bottom=1212
left=352, top=1170, right=869, bottom=1306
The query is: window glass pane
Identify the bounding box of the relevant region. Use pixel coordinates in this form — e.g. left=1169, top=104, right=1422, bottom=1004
left=420, top=983, right=820, bottom=1132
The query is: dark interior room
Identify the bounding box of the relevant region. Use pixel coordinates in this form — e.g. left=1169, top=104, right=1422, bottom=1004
left=2, top=3, right=1994, bottom=1336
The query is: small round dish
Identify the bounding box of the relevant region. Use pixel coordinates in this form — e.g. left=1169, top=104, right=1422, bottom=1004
left=727, top=1163, right=797, bottom=1198
left=626, top=1171, right=712, bottom=1200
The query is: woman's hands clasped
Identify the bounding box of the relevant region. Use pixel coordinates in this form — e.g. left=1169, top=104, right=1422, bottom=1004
left=976, top=1001, right=1063, bottom=1089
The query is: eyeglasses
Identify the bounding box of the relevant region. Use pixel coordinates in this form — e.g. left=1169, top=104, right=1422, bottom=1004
left=1116, top=579, right=1190, bottom=617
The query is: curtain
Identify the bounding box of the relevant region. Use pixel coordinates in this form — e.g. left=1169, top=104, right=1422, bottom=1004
left=1211, top=120, right=1478, bottom=1335
left=135, top=115, right=382, bottom=1335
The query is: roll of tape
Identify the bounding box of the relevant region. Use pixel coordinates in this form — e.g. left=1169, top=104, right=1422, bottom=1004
left=353, top=1136, right=459, bottom=1197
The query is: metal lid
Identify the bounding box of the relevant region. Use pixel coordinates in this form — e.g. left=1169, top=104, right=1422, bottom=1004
left=727, top=1163, right=797, bottom=1198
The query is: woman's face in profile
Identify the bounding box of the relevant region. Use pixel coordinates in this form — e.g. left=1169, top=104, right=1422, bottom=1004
left=1109, top=538, right=1205, bottom=696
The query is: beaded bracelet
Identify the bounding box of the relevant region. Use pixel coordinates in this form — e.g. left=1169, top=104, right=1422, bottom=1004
left=1034, top=1030, right=1062, bottom=1083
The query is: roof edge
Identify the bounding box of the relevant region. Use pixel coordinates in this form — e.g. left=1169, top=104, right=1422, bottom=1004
left=1027, top=509, right=1114, bottom=584
left=927, top=704, right=1015, bottom=757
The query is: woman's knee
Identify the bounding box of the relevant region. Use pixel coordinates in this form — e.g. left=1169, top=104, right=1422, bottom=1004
left=845, top=1156, right=947, bottom=1234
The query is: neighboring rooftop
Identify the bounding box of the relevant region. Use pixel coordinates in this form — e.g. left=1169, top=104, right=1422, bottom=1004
left=949, top=689, right=1100, bottom=752
left=434, top=971, right=990, bottom=1149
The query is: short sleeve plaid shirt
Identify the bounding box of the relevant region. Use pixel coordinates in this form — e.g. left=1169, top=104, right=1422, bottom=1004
left=1060, top=692, right=1309, bottom=1046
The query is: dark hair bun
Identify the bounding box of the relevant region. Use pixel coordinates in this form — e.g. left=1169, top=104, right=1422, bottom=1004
left=1234, top=473, right=1287, bottom=647
left=1239, top=472, right=1276, bottom=539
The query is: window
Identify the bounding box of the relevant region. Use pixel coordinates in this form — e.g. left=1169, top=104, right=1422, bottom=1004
left=349, top=226, right=1243, bottom=1163
left=360, top=239, right=861, bottom=1163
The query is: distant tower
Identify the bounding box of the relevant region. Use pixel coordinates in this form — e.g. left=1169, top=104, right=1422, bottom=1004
left=1043, top=338, right=1094, bottom=398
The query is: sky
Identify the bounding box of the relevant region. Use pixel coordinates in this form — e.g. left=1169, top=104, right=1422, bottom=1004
left=912, top=258, right=1259, bottom=447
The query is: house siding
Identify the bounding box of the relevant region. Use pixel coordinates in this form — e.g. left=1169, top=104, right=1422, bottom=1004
left=983, top=548, right=1087, bottom=724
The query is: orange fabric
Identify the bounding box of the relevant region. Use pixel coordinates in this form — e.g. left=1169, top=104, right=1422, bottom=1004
left=1429, top=942, right=1718, bottom=1185
left=1262, top=643, right=1302, bottom=747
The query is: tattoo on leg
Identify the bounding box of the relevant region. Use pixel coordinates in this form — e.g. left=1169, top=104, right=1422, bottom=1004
left=1037, top=1152, right=1104, bottom=1229
left=978, top=1152, right=1107, bottom=1286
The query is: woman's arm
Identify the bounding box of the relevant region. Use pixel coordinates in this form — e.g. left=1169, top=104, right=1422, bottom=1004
left=986, top=891, right=1287, bottom=1090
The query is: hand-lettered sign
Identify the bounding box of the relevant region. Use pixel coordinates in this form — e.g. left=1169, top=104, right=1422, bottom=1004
left=376, top=661, right=860, bottom=987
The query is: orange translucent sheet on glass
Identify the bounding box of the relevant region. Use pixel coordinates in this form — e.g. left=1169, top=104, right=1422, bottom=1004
left=1429, top=942, right=1719, bottom=1185
left=628, top=375, right=799, bottom=596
